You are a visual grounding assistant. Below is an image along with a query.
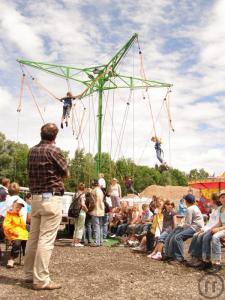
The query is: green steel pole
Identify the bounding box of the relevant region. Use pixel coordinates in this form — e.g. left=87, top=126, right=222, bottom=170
left=96, top=80, right=104, bottom=174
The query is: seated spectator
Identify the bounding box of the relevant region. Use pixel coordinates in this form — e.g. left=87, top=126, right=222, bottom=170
left=135, top=204, right=153, bottom=235
left=0, top=182, right=27, bottom=224
left=113, top=208, right=130, bottom=237
left=187, top=193, right=221, bottom=269
left=133, top=197, right=164, bottom=253
left=149, top=200, right=176, bottom=260
left=3, top=199, right=28, bottom=268
left=207, top=191, right=225, bottom=273
left=109, top=207, right=122, bottom=235
left=164, top=194, right=204, bottom=264
left=127, top=206, right=140, bottom=235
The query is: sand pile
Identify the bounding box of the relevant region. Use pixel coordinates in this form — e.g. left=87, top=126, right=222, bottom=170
left=140, top=185, right=199, bottom=203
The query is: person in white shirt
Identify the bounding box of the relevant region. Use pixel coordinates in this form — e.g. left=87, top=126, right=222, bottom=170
left=187, top=193, right=221, bottom=268
left=109, top=178, right=122, bottom=208
left=0, top=182, right=27, bottom=224
left=98, top=173, right=106, bottom=194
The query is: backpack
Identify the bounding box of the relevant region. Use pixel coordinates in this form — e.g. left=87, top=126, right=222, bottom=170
left=68, top=193, right=84, bottom=218
left=85, top=192, right=95, bottom=213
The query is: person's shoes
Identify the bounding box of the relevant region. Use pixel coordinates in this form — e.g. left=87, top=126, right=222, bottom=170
left=169, top=259, right=185, bottom=266
left=198, top=261, right=212, bottom=271
left=111, top=234, right=116, bottom=238
left=151, top=252, right=162, bottom=260
left=6, top=259, right=14, bottom=268
left=147, top=251, right=156, bottom=258
left=74, top=243, right=84, bottom=247
left=90, top=243, right=100, bottom=247
left=207, top=264, right=222, bottom=273
left=65, top=121, right=68, bottom=127
left=61, top=123, right=63, bottom=129
left=186, top=258, right=202, bottom=268
left=132, top=246, right=146, bottom=253
left=33, top=281, right=62, bottom=290
left=25, top=278, right=33, bottom=283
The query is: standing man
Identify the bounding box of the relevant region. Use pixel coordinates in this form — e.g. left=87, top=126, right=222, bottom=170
left=24, top=123, right=69, bottom=290
left=90, top=180, right=105, bottom=246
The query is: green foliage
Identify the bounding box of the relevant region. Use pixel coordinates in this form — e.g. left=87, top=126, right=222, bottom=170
left=0, top=132, right=209, bottom=194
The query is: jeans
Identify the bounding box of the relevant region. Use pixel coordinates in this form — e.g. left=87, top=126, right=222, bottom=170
left=164, top=227, right=196, bottom=260
left=102, top=213, right=109, bottom=239
left=158, top=230, right=171, bottom=243
left=156, top=149, right=163, bottom=163
left=211, top=230, right=225, bottom=262
left=85, top=214, right=93, bottom=243
left=116, top=223, right=128, bottom=236
left=92, top=216, right=103, bottom=246
left=188, top=230, right=212, bottom=260
left=125, top=186, right=139, bottom=196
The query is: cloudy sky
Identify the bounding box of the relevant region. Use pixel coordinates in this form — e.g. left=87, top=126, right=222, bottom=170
left=0, top=0, right=225, bottom=175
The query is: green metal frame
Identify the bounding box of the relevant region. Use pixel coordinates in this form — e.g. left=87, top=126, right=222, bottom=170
left=17, top=33, right=173, bottom=174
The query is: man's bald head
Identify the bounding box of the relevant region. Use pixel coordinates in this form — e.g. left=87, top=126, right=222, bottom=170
left=41, top=123, right=59, bottom=141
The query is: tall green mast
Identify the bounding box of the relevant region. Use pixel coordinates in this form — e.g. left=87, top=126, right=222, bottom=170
left=17, top=33, right=172, bottom=174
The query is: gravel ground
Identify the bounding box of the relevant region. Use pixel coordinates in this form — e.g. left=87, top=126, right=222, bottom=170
left=0, top=240, right=224, bottom=300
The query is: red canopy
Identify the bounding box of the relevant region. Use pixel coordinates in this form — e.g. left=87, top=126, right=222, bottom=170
left=189, top=179, right=225, bottom=190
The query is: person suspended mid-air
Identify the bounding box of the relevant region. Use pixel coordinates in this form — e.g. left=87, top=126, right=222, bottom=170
left=58, top=92, right=81, bottom=129
left=151, top=136, right=167, bottom=167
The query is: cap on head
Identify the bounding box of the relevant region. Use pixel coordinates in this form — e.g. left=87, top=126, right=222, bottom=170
left=219, top=190, right=225, bottom=198
left=184, top=194, right=195, bottom=204
left=14, top=199, right=25, bottom=207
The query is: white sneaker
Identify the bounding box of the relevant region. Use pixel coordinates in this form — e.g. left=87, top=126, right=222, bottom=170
left=147, top=251, right=156, bottom=258
left=151, top=252, right=162, bottom=260
left=74, top=243, right=84, bottom=247
left=7, top=259, right=14, bottom=268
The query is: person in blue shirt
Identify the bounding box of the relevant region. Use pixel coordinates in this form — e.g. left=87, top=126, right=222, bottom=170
left=151, top=136, right=167, bottom=166
left=58, top=92, right=81, bottom=129
left=178, top=198, right=187, bottom=216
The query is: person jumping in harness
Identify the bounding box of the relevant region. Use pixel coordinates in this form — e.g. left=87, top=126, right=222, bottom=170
left=151, top=136, right=167, bottom=166
left=58, top=91, right=81, bottom=129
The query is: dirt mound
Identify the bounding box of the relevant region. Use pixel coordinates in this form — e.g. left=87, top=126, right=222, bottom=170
left=140, top=185, right=199, bottom=202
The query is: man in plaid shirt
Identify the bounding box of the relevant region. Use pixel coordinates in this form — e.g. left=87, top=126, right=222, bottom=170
left=24, top=123, right=69, bottom=290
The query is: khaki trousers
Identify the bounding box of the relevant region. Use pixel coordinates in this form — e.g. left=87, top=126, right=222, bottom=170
left=24, top=194, right=62, bottom=286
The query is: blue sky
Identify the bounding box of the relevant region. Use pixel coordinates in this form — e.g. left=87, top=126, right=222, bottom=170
left=0, top=0, right=225, bottom=175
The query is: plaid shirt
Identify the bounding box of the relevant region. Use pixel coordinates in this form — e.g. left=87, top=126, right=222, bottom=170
left=28, top=140, right=68, bottom=194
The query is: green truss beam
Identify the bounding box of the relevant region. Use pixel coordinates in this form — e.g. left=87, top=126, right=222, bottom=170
left=17, top=33, right=173, bottom=174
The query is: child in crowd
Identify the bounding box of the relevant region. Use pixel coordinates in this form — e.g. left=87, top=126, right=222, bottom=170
left=164, top=194, right=204, bottom=264
left=133, top=197, right=164, bottom=253
left=109, top=207, right=122, bottom=235
left=135, top=204, right=153, bottom=235
left=127, top=206, right=140, bottom=235
left=178, top=198, right=186, bottom=216
left=24, top=193, right=32, bottom=231
left=187, top=193, right=221, bottom=269
left=114, top=208, right=129, bottom=237
left=149, top=200, right=176, bottom=260
left=3, top=199, right=28, bottom=268
left=207, top=190, right=225, bottom=272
